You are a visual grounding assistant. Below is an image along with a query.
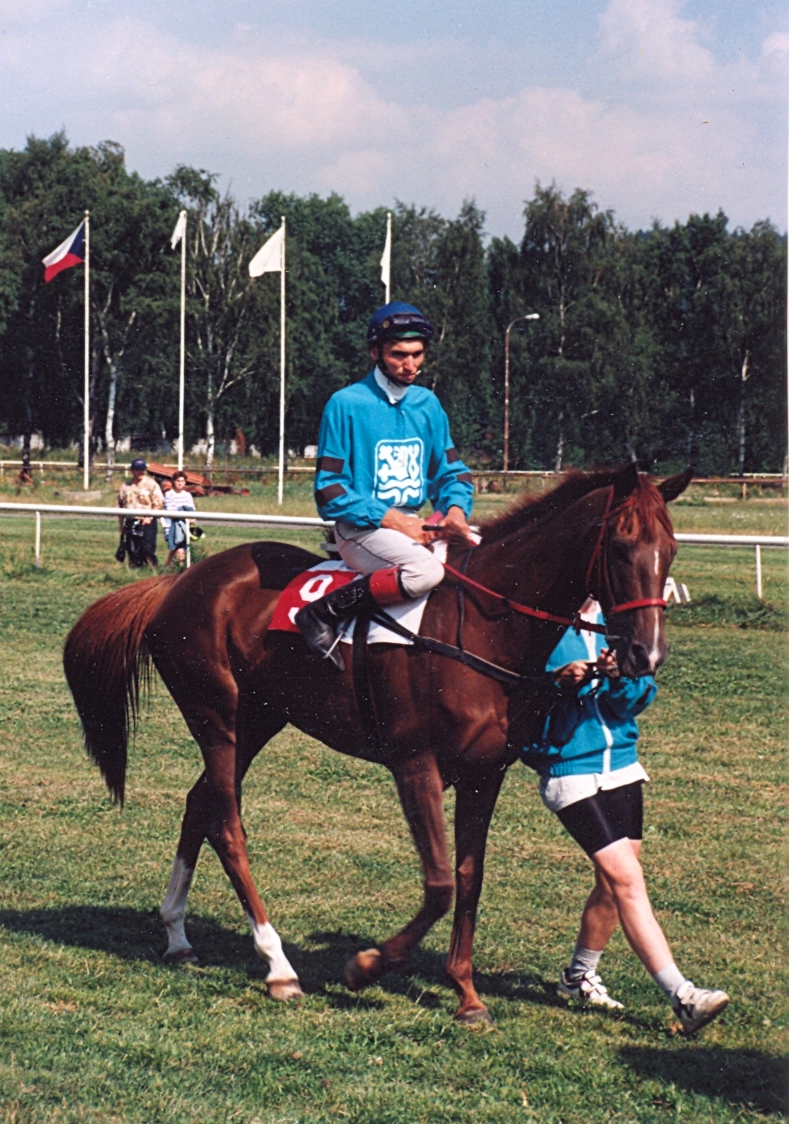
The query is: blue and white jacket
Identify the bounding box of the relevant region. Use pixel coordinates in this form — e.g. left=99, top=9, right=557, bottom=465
left=522, top=607, right=656, bottom=809
left=313, top=370, right=474, bottom=528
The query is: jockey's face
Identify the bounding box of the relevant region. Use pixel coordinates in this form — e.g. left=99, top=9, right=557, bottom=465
left=371, top=339, right=426, bottom=387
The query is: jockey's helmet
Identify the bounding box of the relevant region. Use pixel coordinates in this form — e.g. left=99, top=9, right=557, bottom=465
left=367, top=302, right=434, bottom=348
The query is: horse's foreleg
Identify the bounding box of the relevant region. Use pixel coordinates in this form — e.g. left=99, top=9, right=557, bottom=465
left=445, top=770, right=505, bottom=1026
left=345, top=752, right=454, bottom=990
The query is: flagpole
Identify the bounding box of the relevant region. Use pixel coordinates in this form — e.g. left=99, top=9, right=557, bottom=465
left=83, top=210, right=90, bottom=491
left=177, top=210, right=187, bottom=471
left=278, top=216, right=286, bottom=506
left=384, top=211, right=391, bottom=303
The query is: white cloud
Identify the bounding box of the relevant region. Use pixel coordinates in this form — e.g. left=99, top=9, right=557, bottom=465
left=762, top=31, right=789, bottom=58
left=0, top=5, right=784, bottom=235
left=599, top=0, right=715, bottom=83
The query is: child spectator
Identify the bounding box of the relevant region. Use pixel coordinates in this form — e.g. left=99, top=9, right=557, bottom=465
left=163, top=471, right=196, bottom=568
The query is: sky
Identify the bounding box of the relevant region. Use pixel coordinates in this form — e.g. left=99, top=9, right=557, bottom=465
left=0, top=0, right=785, bottom=238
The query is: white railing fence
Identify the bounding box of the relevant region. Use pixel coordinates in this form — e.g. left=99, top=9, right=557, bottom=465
left=0, top=502, right=786, bottom=598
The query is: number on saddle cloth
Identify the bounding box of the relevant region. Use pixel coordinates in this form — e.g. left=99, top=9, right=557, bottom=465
left=269, top=565, right=358, bottom=633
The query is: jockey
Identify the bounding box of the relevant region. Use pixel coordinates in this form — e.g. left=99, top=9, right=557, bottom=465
left=296, top=301, right=477, bottom=669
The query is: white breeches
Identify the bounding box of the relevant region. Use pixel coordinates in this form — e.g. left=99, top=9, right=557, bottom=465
left=334, top=522, right=444, bottom=599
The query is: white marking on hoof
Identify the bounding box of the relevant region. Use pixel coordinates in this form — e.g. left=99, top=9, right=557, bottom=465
left=248, top=917, right=300, bottom=987
left=160, top=857, right=195, bottom=959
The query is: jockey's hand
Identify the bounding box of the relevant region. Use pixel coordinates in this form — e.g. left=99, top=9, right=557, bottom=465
left=141, top=516, right=153, bottom=525
left=554, top=660, right=595, bottom=687
left=596, top=648, right=620, bottom=678
left=430, top=505, right=478, bottom=545
left=380, top=507, right=430, bottom=542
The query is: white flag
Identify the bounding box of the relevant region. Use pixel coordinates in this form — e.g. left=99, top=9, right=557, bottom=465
left=380, top=215, right=391, bottom=288
left=249, top=225, right=284, bottom=277
left=170, top=210, right=187, bottom=249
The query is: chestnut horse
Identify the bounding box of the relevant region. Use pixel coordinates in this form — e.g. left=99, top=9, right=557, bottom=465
left=64, top=464, right=689, bottom=1025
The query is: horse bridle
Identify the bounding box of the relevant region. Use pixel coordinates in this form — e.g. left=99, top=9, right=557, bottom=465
left=583, top=486, right=668, bottom=618
left=443, top=485, right=667, bottom=635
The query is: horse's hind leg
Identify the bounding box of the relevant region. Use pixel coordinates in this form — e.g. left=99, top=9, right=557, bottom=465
left=345, top=751, right=454, bottom=990
left=445, top=770, right=504, bottom=1025
left=161, top=701, right=301, bottom=998
left=161, top=769, right=210, bottom=962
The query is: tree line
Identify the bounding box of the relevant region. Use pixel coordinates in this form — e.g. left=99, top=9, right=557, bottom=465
left=0, top=132, right=785, bottom=474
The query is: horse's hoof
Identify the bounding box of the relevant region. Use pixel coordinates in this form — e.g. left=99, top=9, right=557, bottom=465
left=455, top=1006, right=494, bottom=1027
left=344, top=948, right=384, bottom=992
left=267, top=978, right=304, bottom=1002
left=163, top=947, right=199, bottom=965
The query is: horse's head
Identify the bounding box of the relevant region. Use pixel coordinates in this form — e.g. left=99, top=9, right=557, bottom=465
left=590, top=464, right=691, bottom=677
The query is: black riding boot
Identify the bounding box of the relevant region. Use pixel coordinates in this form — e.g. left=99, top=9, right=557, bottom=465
left=295, top=575, right=376, bottom=670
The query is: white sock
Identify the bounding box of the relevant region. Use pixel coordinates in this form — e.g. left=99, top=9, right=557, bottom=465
left=568, top=944, right=602, bottom=980
left=653, top=962, right=687, bottom=1001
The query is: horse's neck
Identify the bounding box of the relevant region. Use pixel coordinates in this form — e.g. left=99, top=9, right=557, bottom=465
left=475, top=496, right=601, bottom=616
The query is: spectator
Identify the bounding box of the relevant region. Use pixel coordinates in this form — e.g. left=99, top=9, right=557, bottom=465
left=163, top=470, right=196, bottom=568
left=117, top=457, right=164, bottom=568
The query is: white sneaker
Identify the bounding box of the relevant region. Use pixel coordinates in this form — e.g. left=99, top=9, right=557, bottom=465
left=557, top=968, right=624, bottom=1010
left=672, top=981, right=729, bottom=1034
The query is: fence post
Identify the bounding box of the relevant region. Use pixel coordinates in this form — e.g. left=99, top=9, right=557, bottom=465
left=755, top=544, right=762, bottom=599
left=35, top=510, right=41, bottom=569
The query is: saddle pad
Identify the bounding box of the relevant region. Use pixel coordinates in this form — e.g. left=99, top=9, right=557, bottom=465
left=268, top=542, right=447, bottom=646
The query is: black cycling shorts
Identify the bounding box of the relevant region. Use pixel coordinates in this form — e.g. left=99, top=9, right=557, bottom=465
left=556, top=781, right=644, bottom=858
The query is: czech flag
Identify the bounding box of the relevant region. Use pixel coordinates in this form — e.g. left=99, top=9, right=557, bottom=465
left=42, top=221, right=85, bottom=283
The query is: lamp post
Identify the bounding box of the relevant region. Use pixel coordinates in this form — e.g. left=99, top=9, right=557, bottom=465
left=504, top=313, right=539, bottom=478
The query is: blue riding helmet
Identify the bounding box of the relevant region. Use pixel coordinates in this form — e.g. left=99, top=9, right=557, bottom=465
left=367, top=302, right=434, bottom=348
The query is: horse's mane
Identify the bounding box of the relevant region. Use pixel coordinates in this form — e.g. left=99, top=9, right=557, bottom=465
left=477, top=469, right=672, bottom=545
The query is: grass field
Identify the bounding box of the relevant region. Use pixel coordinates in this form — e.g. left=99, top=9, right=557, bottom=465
left=0, top=476, right=786, bottom=1122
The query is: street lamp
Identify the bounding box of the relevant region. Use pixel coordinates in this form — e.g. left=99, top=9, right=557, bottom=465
left=504, top=313, right=540, bottom=478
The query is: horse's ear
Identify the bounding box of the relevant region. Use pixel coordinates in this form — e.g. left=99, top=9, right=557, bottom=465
left=658, top=467, right=693, bottom=503
left=612, top=461, right=639, bottom=500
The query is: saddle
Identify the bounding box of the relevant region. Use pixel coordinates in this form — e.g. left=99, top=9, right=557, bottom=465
left=268, top=543, right=447, bottom=645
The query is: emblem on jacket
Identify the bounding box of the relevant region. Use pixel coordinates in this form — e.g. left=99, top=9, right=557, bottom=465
left=374, top=439, right=424, bottom=506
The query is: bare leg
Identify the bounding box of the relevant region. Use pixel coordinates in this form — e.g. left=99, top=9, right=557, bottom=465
left=445, top=771, right=505, bottom=1025
left=591, top=838, right=673, bottom=974
left=345, top=752, right=455, bottom=990
left=576, top=841, right=641, bottom=951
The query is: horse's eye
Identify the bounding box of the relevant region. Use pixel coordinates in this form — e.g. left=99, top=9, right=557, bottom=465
left=612, top=541, right=631, bottom=562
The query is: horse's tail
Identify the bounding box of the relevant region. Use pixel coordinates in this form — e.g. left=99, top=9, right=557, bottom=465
left=63, top=574, right=180, bottom=806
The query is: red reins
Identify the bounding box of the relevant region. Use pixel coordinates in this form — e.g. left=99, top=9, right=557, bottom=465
left=442, top=563, right=610, bottom=635
left=443, top=485, right=667, bottom=632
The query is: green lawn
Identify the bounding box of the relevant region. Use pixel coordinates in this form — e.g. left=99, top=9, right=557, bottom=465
left=0, top=479, right=785, bottom=1122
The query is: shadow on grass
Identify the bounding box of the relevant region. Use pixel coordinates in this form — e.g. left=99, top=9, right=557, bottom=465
left=0, top=908, right=561, bottom=1008
left=0, top=909, right=655, bottom=1029
left=0, top=905, right=258, bottom=968
left=619, top=1045, right=785, bottom=1117
left=304, top=928, right=559, bottom=1012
